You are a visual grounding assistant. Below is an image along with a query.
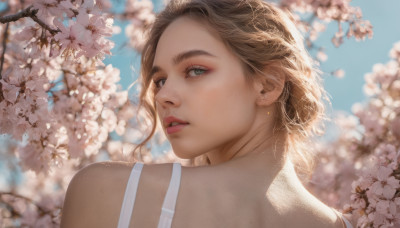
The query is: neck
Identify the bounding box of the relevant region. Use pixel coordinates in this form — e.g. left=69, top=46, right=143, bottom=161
left=206, top=145, right=307, bottom=208
left=206, top=126, right=288, bottom=167
left=203, top=131, right=291, bottom=187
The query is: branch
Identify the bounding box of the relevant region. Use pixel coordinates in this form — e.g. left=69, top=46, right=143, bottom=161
left=0, top=5, right=60, bottom=35
left=70, top=8, right=79, bottom=17
left=30, top=12, right=60, bottom=35
left=0, top=22, right=9, bottom=80
left=0, top=5, right=36, bottom=23
left=0, top=191, right=62, bottom=226
left=0, top=191, right=50, bottom=214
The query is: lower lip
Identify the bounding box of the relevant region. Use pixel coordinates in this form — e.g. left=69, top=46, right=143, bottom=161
left=166, top=124, right=188, bottom=134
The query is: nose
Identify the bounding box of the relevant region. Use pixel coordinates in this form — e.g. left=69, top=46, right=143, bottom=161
left=154, top=79, right=181, bottom=109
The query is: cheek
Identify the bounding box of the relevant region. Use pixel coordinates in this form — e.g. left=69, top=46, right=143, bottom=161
left=192, top=76, right=256, bottom=135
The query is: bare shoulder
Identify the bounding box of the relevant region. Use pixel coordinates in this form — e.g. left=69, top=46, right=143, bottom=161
left=287, top=191, right=350, bottom=228
left=60, top=161, right=173, bottom=228
left=60, top=161, right=132, bottom=228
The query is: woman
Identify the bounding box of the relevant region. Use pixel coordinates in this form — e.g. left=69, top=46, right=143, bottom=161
left=60, top=0, right=353, bottom=227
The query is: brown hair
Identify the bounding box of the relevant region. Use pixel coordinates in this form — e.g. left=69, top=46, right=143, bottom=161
left=135, top=0, right=327, bottom=175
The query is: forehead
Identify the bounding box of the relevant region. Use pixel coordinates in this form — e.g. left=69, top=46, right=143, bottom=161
left=153, top=16, right=229, bottom=65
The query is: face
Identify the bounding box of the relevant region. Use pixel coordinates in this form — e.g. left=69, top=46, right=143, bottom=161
left=152, top=16, right=259, bottom=159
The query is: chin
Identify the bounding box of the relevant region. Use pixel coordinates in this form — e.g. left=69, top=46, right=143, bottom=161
left=172, top=150, right=198, bottom=160
left=171, top=145, right=204, bottom=160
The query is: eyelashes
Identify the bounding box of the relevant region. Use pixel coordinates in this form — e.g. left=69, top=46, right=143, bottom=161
left=153, top=78, right=166, bottom=89
left=153, top=65, right=210, bottom=90
left=185, top=65, right=208, bottom=78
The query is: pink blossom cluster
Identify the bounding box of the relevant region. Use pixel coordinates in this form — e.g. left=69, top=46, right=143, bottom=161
left=42, top=0, right=114, bottom=59
left=123, top=0, right=156, bottom=52
left=0, top=45, right=61, bottom=173
left=0, top=151, right=78, bottom=227
left=3, top=0, right=115, bottom=59
left=280, top=0, right=373, bottom=49
left=1, top=193, right=58, bottom=228
left=55, top=62, right=133, bottom=153
left=347, top=145, right=400, bottom=227
left=0, top=0, right=128, bottom=174
left=308, top=41, right=400, bottom=227
left=344, top=42, right=400, bottom=228
left=1, top=180, right=65, bottom=228
left=12, top=60, right=133, bottom=173
left=307, top=114, right=360, bottom=209
left=0, top=0, right=160, bottom=225
left=0, top=0, right=159, bottom=224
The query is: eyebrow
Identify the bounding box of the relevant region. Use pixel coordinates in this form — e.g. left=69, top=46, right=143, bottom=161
left=149, top=50, right=216, bottom=78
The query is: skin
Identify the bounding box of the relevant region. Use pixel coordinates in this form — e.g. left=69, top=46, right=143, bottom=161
left=60, top=16, right=348, bottom=228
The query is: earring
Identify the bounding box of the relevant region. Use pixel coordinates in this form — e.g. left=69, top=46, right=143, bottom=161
left=267, top=112, right=270, bottom=115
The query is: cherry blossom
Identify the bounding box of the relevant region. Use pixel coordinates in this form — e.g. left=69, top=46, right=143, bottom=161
left=280, top=0, right=373, bottom=49
left=311, top=41, right=400, bottom=227
left=124, top=0, right=156, bottom=52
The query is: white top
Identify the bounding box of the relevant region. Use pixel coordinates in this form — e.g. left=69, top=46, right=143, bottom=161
left=117, top=162, right=353, bottom=228
left=117, top=162, right=181, bottom=228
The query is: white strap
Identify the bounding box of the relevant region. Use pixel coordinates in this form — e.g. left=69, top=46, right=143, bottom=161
left=331, top=208, right=353, bottom=228
left=117, top=162, right=144, bottom=228
left=157, top=163, right=182, bottom=228
left=342, top=215, right=353, bottom=228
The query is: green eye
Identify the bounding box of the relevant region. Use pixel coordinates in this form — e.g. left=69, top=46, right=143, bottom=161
left=186, top=67, right=208, bottom=77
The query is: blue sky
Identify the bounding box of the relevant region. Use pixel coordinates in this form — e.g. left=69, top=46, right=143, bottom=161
left=106, top=0, right=400, bottom=114
left=312, top=0, right=400, bottom=112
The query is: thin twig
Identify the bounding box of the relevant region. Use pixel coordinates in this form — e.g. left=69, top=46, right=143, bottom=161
left=0, top=22, right=9, bottom=80
left=0, top=191, right=61, bottom=217
left=0, top=22, right=9, bottom=102
left=70, top=8, right=79, bottom=17
left=30, top=12, right=60, bottom=35
left=0, top=5, right=60, bottom=35
left=0, top=5, right=35, bottom=23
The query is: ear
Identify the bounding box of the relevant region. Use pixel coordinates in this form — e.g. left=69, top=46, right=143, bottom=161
left=254, top=74, right=285, bottom=106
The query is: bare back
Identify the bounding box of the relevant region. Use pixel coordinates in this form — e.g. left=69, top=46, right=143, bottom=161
left=60, top=161, right=347, bottom=228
